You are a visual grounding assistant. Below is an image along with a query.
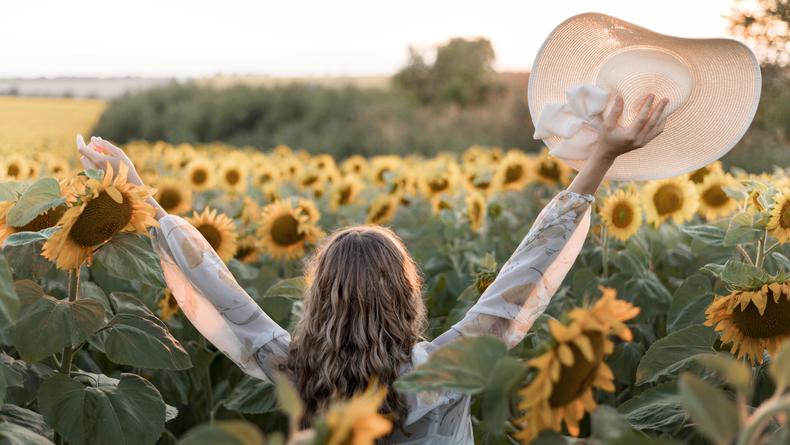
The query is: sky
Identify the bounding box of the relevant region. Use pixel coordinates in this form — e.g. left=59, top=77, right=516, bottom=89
left=1, top=0, right=735, bottom=78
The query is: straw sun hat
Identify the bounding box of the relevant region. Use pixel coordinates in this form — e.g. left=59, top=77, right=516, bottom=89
left=529, top=12, right=762, bottom=181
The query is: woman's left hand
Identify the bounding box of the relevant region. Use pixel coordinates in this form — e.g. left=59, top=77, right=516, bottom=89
left=594, top=94, right=670, bottom=162
left=76, top=134, right=144, bottom=187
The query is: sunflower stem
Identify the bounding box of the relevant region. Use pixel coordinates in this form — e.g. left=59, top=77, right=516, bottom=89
left=601, top=224, right=610, bottom=280
left=59, top=268, right=80, bottom=375
left=736, top=245, right=755, bottom=266
left=737, top=393, right=790, bottom=445
left=755, top=230, right=769, bottom=269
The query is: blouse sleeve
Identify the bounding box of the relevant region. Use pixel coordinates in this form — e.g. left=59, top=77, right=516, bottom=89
left=433, top=190, right=594, bottom=349
left=152, top=215, right=290, bottom=381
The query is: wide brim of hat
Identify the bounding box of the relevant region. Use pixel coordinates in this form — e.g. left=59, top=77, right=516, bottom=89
left=528, top=12, right=762, bottom=181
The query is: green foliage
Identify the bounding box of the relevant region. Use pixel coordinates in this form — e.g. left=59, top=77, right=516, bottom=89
left=97, top=313, right=192, bottom=370
left=37, top=373, right=167, bottom=445
left=93, top=233, right=166, bottom=288
left=394, top=38, right=502, bottom=107
left=0, top=422, right=54, bottom=445
left=678, top=373, right=740, bottom=445
left=395, top=336, right=511, bottom=394
left=9, top=283, right=105, bottom=362
left=4, top=178, right=64, bottom=228
left=179, top=420, right=265, bottom=445
left=635, top=325, right=718, bottom=384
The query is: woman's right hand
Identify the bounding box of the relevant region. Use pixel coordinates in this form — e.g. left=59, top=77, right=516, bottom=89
left=76, top=134, right=145, bottom=187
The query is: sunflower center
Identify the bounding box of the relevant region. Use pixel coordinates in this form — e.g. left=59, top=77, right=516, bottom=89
left=653, top=184, right=684, bottom=215
left=538, top=161, right=560, bottom=181
left=505, top=165, right=524, bottom=184
left=271, top=214, right=305, bottom=246
left=225, top=169, right=241, bottom=185
left=338, top=186, right=352, bottom=205
left=780, top=203, right=790, bottom=229
left=377, top=168, right=391, bottom=182
left=731, top=292, right=790, bottom=339
left=258, top=173, right=272, bottom=184
left=234, top=244, right=255, bottom=260
left=702, top=185, right=730, bottom=208
left=548, top=330, right=605, bottom=407
left=192, top=169, right=208, bottom=185
left=611, top=202, right=634, bottom=228
left=689, top=167, right=709, bottom=184
left=158, top=188, right=183, bottom=211
left=196, top=224, right=223, bottom=251
left=69, top=191, right=133, bottom=247
left=370, top=203, right=392, bottom=224
left=428, top=178, right=449, bottom=193
left=7, top=164, right=20, bottom=178
left=16, top=205, right=67, bottom=232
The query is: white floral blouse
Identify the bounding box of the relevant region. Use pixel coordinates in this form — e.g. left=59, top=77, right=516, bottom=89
left=152, top=190, right=593, bottom=444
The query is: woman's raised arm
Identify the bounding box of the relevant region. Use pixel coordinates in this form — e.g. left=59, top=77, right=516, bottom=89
left=77, top=136, right=289, bottom=381
left=431, top=94, right=669, bottom=350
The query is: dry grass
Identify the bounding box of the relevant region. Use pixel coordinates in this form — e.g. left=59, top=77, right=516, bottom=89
left=0, top=96, right=106, bottom=155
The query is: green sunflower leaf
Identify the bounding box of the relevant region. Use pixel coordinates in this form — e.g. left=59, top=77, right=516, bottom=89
left=37, top=373, right=166, bottom=445
left=678, top=373, right=739, bottom=445
left=5, top=178, right=64, bottom=228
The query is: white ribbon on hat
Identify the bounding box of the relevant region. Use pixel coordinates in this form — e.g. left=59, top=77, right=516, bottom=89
left=533, top=84, right=611, bottom=160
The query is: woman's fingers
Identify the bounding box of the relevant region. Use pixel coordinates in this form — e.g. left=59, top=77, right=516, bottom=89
left=604, top=95, right=625, bottom=128
left=639, top=98, right=669, bottom=139
left=92, top=137, right=124, bottom=156
left=644, top=116, right=667, bottom=141
left=78, top=143, right=112, bottom=168
left=79, top=155, right=99, bottom=170
left=628, top=94, right=655, bottom=135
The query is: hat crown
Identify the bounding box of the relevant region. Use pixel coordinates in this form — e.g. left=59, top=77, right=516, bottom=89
left=595, top=48, right=693, bottom=125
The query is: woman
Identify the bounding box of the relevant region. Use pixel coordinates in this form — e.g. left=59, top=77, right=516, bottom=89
left=78, top=94, right=668, bottom=444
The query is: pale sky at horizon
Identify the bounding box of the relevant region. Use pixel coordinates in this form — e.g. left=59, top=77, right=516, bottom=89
left=1, top=0, right=736, bottom=78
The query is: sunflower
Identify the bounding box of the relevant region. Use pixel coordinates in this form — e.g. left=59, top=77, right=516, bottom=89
left=218, top=161, right=247, bottom=194
left=697, top=172, right=738, bottom=220
left=599, top=189, right=642, bottom=241
left=0, top=200, right=67, bottom=245
left=42, top=163, right=158, bottom=270
left=687, top=161, right=724, bottom=184
left=45, top=156, right=72, bottom=179
left=533, top=149, right=571, bottom=187
left=185, top=207, right=239, bottom=262
left=184, top=158, right=215, bottom=191
left=258, top=200, right=324, bottom=260
left=705, top=282, right=790, bottom=364
left=515, top=289, right=639, bottom=443
left=369, top=157, right=401, bottom=187
left=430, top=195, right=454, bottom=215
left=154, top=178, right=192, bottom=215
left=341, top=155, right=368, bottom=176
left=309, top=154, right=337, bottom=173
left=252, top=164, right=281, bottom=188
left=329, top=176, right=364, bottom=210
left=366, top=196, right=400, bottom=225
left=325, top=384, right=392, bottom=445
left=234, top=235, right=261, bottom=264
left=767, top=188, right=790, bottom=243
left=157, top=288, right=179, bottom=321
left=466, top=192, right=486, bottom=232
left=296, top=198, right=321, bottom=224
left=418, top=164, right=458, bottom=199
left=641, top=177, right=699, bottom=227
left=278, top=157, right=304, bottom=182
left=494, top=152, right=533, bottom=191
left=2, top=155, right=29, bottom=180
left=272, top=144, right=294, bottom=158
left=463, top=165, right=501, bottom=197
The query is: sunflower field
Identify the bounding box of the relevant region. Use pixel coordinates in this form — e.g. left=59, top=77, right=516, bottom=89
left=0, top=141, right=789, bottom=445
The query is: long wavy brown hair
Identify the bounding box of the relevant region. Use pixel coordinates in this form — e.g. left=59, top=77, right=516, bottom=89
left=286, top=225, right=426, bottom=426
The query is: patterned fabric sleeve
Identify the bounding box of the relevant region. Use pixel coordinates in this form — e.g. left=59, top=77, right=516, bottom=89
left=152, top=215, right=290, bottom=381
left=435, top=190, right=594, bottom=349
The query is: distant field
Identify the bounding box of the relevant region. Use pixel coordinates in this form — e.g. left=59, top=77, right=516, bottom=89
left=0, top=96, right=105, bottom=155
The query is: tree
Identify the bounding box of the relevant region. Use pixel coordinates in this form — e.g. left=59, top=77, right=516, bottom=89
left=393, top=37, right=502, bottom=107
left=728, top=0, right=790, bottom=65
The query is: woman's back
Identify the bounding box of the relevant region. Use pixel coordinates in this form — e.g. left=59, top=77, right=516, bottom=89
left=152, top=190, right=593, bottom=443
